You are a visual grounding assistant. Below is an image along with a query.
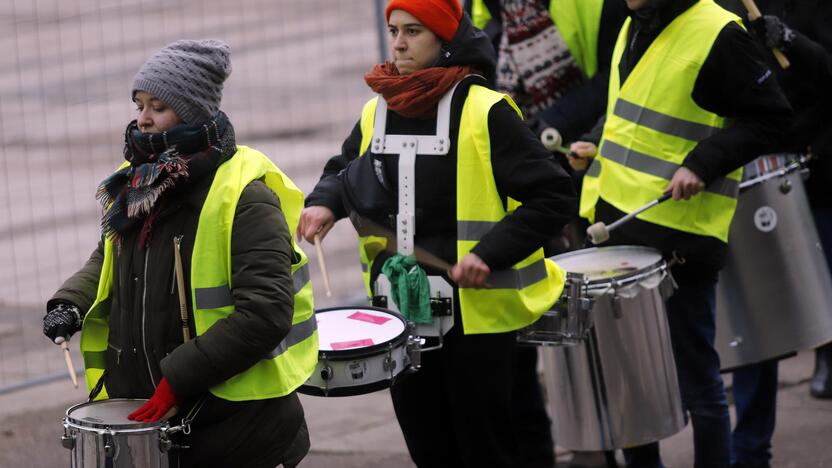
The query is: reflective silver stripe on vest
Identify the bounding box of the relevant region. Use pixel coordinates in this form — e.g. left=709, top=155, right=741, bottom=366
left=486, top=259, right=548, bottom=289
left=195, top=264, right=311, bottom=310
left=614, top=99, right=721, bottom=142
left=266, top=313, right=318, bottom=359
left=602, top=140, right=738, bottom=198
left=586, top=158, right=601, bottom=177
left=457, top=220, right=498, bottom=242
left=292, top=263, right=310, bottom=294
left=195, top=285, right=234, bottom=309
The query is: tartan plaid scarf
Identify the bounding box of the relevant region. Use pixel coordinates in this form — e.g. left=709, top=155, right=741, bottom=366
left=96, top=111, right=236, bottom=245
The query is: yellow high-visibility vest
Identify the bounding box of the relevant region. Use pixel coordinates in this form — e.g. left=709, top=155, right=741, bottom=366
left=81, top=146, right=317, bottom=400
left=355, top=86, right=565, bottom=334
left=580, top=0, right=742, bottom=242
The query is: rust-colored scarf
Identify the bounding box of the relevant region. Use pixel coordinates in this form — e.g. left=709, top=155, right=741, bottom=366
left=364, top=61, right=475, bottom=119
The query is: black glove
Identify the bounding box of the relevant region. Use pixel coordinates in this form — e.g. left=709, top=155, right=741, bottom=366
left=43, top=302, right=83, bottom=342
left=749, top=15, right=796, bottom=51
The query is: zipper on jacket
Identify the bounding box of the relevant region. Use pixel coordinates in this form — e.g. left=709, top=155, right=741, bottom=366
left=141, top=249, right=157, bottom=388
left=108, top=343, right=122, bottom=366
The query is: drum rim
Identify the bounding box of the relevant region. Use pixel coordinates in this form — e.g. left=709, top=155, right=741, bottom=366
left=298, top=375, right=400, bottom=397
left=554, top=246, right=665, bottom=289
left=740, top=155, right=803, bottom=192
left=314, top=305, right=411, bottom=359
left=65, top=398, right=166, bottom=431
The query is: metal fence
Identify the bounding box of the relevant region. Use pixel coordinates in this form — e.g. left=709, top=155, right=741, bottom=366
left=0, top=0, right=388, bottom=390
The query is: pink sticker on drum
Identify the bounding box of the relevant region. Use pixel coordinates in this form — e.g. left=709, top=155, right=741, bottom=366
left=331, top=338, right=375, bottom=350
left=348, top=311, right=392, bottom=325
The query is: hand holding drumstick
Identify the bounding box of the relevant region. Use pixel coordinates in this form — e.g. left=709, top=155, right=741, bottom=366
left=298, top=206, right=335, bottom=297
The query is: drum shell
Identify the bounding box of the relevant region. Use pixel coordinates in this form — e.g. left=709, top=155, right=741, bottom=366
left=63, top=400, right=170, bottom=468
left=542, top=259, right=685, bottom=450
left=716, top=170, right=832, bottom=369
left=299, top=306, right=418, bottom=397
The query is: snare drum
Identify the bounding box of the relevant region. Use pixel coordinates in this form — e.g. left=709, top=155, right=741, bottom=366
left=299, top=307, right=421, bottom=397
left=716, top=155, right=832, bottom=369
left=540, top=246, right=685, bottom=451
left=62, top=399, right=175, bottom=468
left=517, top=272, right=592, bottom=346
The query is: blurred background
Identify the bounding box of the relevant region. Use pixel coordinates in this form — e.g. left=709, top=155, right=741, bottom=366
left=0, top=0, right=388, bottom=394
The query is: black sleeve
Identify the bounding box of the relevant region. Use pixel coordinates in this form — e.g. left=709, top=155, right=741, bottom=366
left=684, top=23, right=793, bottom=183
left=471, top=101, right=578, bottom=270
left=787, top=31, right=832, bottom=91
left=303, top=120, right=363, bottom=220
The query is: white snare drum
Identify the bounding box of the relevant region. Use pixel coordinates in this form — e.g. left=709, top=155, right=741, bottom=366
left=517, top=272, right=592, bottom=346
left=299, top=307, right=421, bottom=397
left=373, top=275, right=454, bottom=351
left=541, top=246, right=685, bottom=450
left=62, top=399, right=175, bottom=468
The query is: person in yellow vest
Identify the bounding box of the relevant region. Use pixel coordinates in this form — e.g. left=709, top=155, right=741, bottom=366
left=41, top=40, right=317, bottom=468
left=565, top=1, right=792, bottom=467
left=468, top=1, right=628, bottom=466
left=298, top=0, right=577, bottom=466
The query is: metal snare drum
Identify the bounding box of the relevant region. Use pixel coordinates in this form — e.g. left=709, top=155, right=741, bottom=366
left=517, top=272, right=593, bottom=346
left=62, top=399, right=175, bottom=468
left=716, top=155, right=832, bottom=369
left=299, top=306, right=421, bottom=397
left=541, top=246, right=684, bottom=451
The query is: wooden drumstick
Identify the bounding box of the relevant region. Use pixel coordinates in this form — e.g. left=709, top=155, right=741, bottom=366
left=54, top=336, right=78, bottom=388
left=314, top=233, right=332, bottom=297
left=741, top=0, right=791, bottom=69
left=173, top=236, right=191, bottom=343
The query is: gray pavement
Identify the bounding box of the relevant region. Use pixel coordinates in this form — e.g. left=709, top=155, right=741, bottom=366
left=2, top=350, right=830, bottom=467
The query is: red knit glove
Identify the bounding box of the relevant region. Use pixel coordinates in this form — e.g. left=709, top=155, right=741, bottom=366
left=128, top=377, right=179, bottom=422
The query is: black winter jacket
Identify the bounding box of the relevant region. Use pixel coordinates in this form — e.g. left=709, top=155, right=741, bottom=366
left=722, top=0, right=832, bottom=208
left=305, top=14, right=577, bottom=281
left=592, top=0, right=793, bottom=272
left=50, top=154, right=308, bottom=468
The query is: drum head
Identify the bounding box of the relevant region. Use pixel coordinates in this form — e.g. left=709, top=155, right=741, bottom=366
left=66, top=399, right=157, bottom=430
left=553, top=246, right=663, bottom=284
left=316, top=307, right=406, bottom=354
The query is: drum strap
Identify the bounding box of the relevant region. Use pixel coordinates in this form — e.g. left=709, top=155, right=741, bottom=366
left=179, top=395, right=208, bottom=436
left=87, top=370, right=107, bottom=402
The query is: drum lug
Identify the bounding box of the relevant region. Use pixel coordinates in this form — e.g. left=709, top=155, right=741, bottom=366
left=383, top=345, right=397, bottom=374
left=103, top=431, right=115, bottom=458
left=406, top=336, right=422, bottom=371
left=612, top=293, right=623, bottom=319
left=60, top=433, right=75, bottom=450
left=610, top=279, right=623, bottom=319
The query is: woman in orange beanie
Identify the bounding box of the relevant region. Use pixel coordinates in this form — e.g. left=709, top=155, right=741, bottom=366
left=299, top=1, right=577, bottom=466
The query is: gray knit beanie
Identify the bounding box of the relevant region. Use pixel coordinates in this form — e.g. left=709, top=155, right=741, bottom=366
left=132, top=39, right=231, bottom=124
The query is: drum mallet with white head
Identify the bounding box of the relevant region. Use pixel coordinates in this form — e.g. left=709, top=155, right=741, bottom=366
left=586, top=193, right=672, bottom=245
left=541, top=127, right=574, bottom=156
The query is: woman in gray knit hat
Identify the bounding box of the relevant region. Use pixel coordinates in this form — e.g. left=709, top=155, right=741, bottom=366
left=43, top=39, right=316, bottom=468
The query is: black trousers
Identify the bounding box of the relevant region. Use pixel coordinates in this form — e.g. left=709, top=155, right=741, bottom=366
left=390, top=324, right=519, bottom=468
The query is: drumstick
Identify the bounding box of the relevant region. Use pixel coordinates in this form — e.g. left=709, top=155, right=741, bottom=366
left=586, top=193, right=672, bottom=245
left=313, top=233, right=332, bottom=297
left=348, top=212, right=496, bottom=286
left=173, top=236, right=191, bottom=343
left=54, top=336, right=78, bottom=388
left=741, top=0, right=790, bottom=69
